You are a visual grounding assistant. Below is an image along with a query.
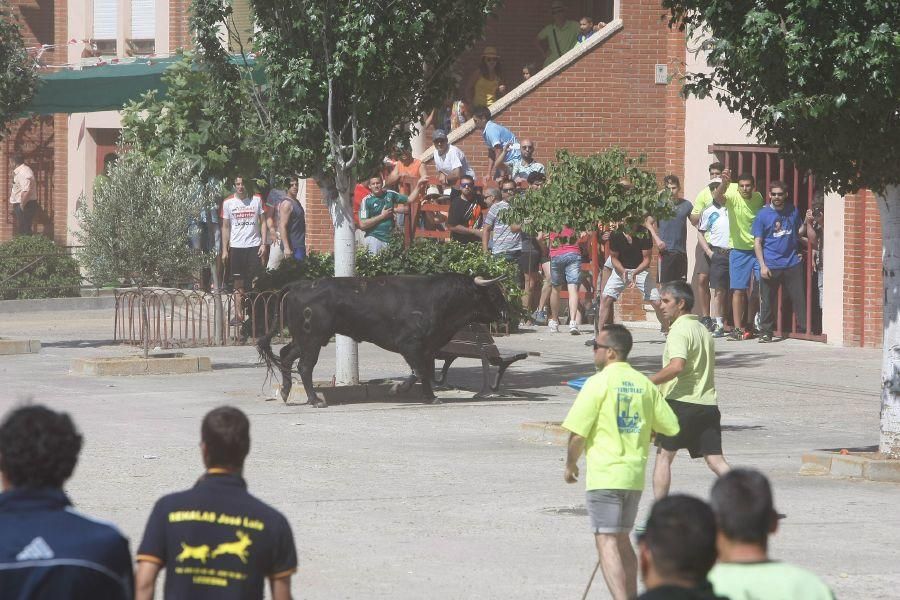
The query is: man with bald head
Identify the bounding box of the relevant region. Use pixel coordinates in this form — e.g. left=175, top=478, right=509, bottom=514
left=510, top=139, right=545, bottom=184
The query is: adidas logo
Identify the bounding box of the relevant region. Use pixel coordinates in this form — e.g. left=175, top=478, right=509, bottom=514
left=16, top=537, right=55, bottom=561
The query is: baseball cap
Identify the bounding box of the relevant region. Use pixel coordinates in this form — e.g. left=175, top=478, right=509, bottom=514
left=709, top=177, right=722, bottom=184
left=425, top=185, right=442, bottom=197
left=432, top=129, right=448, bottom=141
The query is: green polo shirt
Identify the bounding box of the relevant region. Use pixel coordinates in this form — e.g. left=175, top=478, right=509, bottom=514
left=659, top=314, right=717, bottom=405
left=691, top=187, right=713, bottom=242
left=359, top=190, right=408, bottom=242
left=562, top=362, right=680, bottom=490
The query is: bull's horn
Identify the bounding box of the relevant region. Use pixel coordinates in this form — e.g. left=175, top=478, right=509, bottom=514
left=474, top=275, right=506, bottom=286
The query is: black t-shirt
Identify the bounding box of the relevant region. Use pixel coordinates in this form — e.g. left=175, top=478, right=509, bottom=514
left=609, top=227, right=652, bottom=269
left=137, top=472, right=297, bottom=600
left=447, top=189, right=484, bottom=244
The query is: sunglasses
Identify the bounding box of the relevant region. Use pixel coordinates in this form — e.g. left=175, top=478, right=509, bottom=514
left=521, top=145, right=534, bottom=149
left=591, top=341, right=611, bottom=351
left=501, top=187, right=516, bottom=193
left=460, top=182, right=474, bottom=188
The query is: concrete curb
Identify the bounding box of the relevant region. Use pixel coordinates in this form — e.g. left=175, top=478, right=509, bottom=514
left=0, top=338, right=41, bottom=355
left=800, top=450, right=900, bottom=483
left=0, top=296, right=117, bottom=313
left=520, top=421, right=568, bottom=446
left=71, top=354, right=212, bottom=376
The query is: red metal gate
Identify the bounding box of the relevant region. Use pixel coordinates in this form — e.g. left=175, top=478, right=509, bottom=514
left=710, top=144, right=825, bottom=342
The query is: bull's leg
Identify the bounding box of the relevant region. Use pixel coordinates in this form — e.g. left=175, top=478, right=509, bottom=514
left=298, top=343, right=327, bottom=408
left=391, top=372, right=418, bottom=395
left=278, top=341, right=301, bottom=403
left=416, top=354, right=440, bottom=404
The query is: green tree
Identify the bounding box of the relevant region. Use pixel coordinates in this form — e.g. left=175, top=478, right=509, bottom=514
left=503, top=149, right=671, bottom=235
left=120, top=54, right=261, bottom=183
left=191, top=0, right=499, bottom=384
left=0, top=1, right=38, bottom=137
left=663, top=0, right=900, bottom=455
left=75, top=152, right=216, bottom=356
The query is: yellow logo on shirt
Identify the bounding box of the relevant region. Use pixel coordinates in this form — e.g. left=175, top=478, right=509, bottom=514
left=176, top=543, right=211, bottom=563
left=211, top=530, right=253, bottom=564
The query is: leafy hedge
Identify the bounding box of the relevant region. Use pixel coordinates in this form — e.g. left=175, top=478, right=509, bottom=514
left=253, top=235, right=524, bottom=323
left=0, top=236, right=82, bottom=300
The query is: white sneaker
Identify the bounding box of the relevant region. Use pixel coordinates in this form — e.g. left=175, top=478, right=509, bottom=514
left=569, top=321, right=581, bottom=335
left=548, top=319, right=559, bottom=333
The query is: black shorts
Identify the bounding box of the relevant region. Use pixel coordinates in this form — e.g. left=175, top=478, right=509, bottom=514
left=230, top=246, right=260, bottom=282
left=659, top=251, right=688, bottom=283
left=656, top=399, right=723, bottom=458
left=709, top=249, right=730, bottom=290
left=519, top=248, right=541, bottom=275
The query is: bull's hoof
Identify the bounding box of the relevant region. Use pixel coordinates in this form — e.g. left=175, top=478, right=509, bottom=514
left=312, top=396, right=328, bottom=408
left=280, top=389, right=290, bottom=404
left=429, top=397, right=442, bottom=405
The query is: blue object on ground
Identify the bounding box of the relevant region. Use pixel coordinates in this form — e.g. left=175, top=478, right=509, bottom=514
left=567, top=376, right=588, bottom=391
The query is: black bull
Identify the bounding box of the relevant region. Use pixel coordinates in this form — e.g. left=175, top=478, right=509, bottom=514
left=256, top=273, right=509, bottom=407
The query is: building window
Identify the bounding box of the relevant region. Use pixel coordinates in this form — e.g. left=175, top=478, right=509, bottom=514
left=93, top=0, right=118, bottom=56
left=129, top=0, right=156, bottom=56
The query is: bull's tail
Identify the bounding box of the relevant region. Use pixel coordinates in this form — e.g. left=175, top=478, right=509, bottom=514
left=256, top=329, right=283, bottom=378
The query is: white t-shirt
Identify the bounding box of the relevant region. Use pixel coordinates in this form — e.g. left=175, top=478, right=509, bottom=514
left=433, top=144, right=475, bottom=180
left=222, top=194, right=264, bottom=248
left=699, top=202, right=730, bottom=248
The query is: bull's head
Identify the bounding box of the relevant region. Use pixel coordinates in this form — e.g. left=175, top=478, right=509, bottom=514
left=473, top=275, right=509, bottom=323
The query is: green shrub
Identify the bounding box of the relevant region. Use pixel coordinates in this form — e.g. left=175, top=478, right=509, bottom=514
left=0, top=236, right=82, bottom=300
left=252, top=234, right=524, bottom=324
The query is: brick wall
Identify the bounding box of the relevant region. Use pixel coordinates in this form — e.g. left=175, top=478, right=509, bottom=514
left=842, top=189, right=884, bottom=348
left=169, top=0, right=192, bottom=50
left=1, top=1, right=67, bottom=245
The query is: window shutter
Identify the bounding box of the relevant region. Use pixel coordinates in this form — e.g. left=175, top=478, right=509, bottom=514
left=229, top=0, right=253, bottom=51
left=93, top=0, right=118, bottom=39
left=131, top=0, right=156, bottom=39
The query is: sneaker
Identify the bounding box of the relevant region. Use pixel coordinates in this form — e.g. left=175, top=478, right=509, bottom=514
left=754, top=312, right=761, bottom=332
left=548, top=319, right=559, bottom=333
left=727, top=327, right=745, bottom=341
left=741, top=328, right=754, bottom=340
left=712, top=326, right=726, bottom=338
left=569, top=321, right=581, bottom=335
left=532, top=310, right=548, bottom=326
left=758, top=333, right=773, bottom=343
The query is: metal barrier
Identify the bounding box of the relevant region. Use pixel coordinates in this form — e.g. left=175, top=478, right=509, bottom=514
left=113, top=288, right=289, bottom=348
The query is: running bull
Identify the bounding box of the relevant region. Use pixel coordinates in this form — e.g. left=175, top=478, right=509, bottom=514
left=257, top=273, right=508, bottom=407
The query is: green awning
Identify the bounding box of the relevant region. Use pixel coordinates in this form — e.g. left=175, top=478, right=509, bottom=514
left=28, top=57, right=179, bottom=115
left=27, top=55, right=263, bottom=115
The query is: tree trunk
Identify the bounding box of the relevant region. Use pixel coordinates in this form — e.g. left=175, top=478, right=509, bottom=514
left=318, top=175, right=359, bottom=385
left=877, top=185, right=900, bottom=458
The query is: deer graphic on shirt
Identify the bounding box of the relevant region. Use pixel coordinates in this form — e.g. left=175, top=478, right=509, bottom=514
left=211, top=530, right=253, bottom=563
left=176, top=543, right=211, bottom=563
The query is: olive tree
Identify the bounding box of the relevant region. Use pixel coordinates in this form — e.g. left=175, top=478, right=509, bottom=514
left=662, top=0, right=900, bottom=455
left=191, top=0, right=499, bottom=384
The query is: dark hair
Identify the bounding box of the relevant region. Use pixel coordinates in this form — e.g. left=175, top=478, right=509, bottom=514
left=201, top=406, right=250, bottom=469
left=659, top=280, right=694, bottom=310
left=522, top=63, right=536, bottom=75
left=768, top=179, right=788, bottom=193
left=479, top=57, right=503, bottom=79
left=600, top=323, right=633, bottom=359
left=642, top=495, right=718, bottom=584
left=0, top=404, right=83, bottom=488
left=526, top=171, right=546, bottom=185
left=707, top=182, right=719, bottom=194
left=708, top=161, right=724, bottom=173
left=459, top=173, right=475, bottom=184
left=663, top=175, right=680, bottom=188
left=472, top=105, right=492, bottom=121
left=12, top=151, right=25, bottom=164
left=737, top=173, right=755, bottom=185
left=710, top=468, right=777, bottom=546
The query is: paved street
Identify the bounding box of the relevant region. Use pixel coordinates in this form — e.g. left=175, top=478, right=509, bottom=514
left=0, top=307, right=894, bottom=599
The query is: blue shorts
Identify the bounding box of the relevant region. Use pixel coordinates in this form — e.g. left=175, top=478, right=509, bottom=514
left=293, top=246, right=306, bottom=261
left=729, top=248, right=759, bottom=290
left=550, top=252, right=582, bottom=286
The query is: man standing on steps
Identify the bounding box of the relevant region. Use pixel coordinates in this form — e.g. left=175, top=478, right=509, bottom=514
left=651, top=281, right=731, bottom=500
left=563, top=324, right=680, bottom=600
left=278, top=176, right=308, bottom=262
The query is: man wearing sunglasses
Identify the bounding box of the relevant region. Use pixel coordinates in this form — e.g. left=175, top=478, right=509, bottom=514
left=751, top=181, right=815, bottom=342
left=447, top=174, right=485, bottom=244
left=563, top=324, right=680, bottom=600
left=510, top=139, right=545, bottom=184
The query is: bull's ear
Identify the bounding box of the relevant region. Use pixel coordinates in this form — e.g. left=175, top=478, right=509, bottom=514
left=473, top=275, right=506, bottom=287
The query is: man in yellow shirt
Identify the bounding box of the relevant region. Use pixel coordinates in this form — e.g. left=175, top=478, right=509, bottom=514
left=651, top=281, right=731, bottom=500
left=563, top=324, right=680, bottom=600
left=714, top=169, right=765, bottom=340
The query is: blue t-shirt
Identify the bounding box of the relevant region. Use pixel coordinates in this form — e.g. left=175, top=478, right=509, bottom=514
left=482, top=121, right=521, bottom=163
left=751, top=204, right=802, bottom=269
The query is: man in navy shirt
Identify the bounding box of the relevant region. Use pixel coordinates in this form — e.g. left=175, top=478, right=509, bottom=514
left=751, top=180, right=815, bottom=342
left=0, top=404, right=133, bottom=599
left=136, top=406, right=297, bottom=600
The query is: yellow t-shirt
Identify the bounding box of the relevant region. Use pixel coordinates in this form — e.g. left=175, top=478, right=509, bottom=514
left=473, top=76, right=499, bottom=107
left=562, top=362, right=680, bottom=490
left=691, top=187, right=713, bottom=242
left=723, top=182, right=764, bottom=250
left=659, top=314, right=717, bottom=405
